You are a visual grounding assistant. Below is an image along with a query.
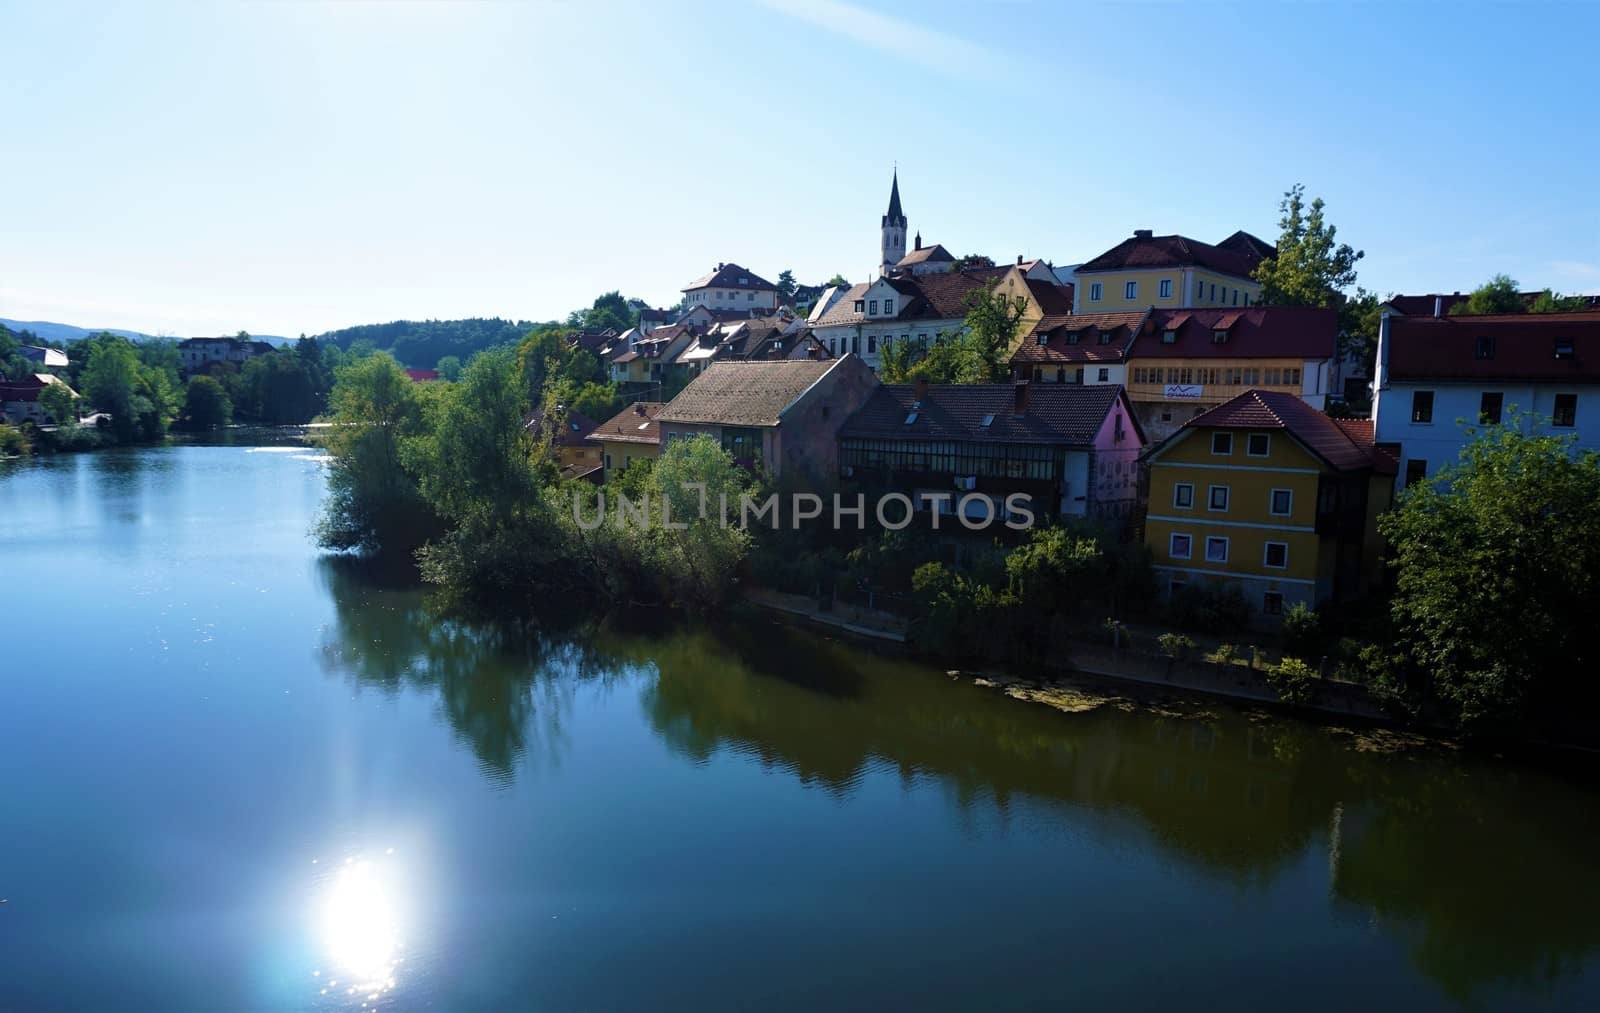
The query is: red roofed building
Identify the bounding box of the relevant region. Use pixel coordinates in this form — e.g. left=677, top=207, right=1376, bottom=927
left=1073, top=229, right=1274, bottom=314
left=404, top=368, right=440, bottom=383
left=1372, top=310, right=1600, bottom=495
left=1144, top=388, right=1395, bottom=620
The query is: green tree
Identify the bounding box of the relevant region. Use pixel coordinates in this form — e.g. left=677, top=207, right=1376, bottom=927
left=435, top=355, right=463, bottom=382
left=1450, top=274, right=1523, bottom=315
left=39, top=380, right=77, bottom=424
left=1004, top=525, right=1105, bottom=616
left=962, top=289, right=1028, bottom=378
left=776, top=269, right=798, bottom=301
left=586, top=291, right=634, bottom=332
left=1530, top=289, right=1591, bottom=313
left=1378, top=415, right=1600, bottom=733
left=823, top=273, right=849, bottom=287
left=183, top=375, right=232, bottom=430
left=81, top=336, right=175, bottom=441
left=315, top=352, right=437, bottom=554
left=1253, top=184, right=1364, bottom=307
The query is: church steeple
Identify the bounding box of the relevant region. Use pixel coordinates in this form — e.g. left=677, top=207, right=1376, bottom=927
left=880, top=168, right=907, bottom=274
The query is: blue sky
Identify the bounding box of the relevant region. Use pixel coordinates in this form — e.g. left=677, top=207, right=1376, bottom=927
left=3, top=0, right=1598, bottom=337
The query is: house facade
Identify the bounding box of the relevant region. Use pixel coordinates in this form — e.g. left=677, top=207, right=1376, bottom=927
left=1010, top=310, right=1149, bottom=390
left=1072, top=230, right=1273, bottom=314
left=1144, top=389, right=1394, bottom=619
left=838, top=381, right=1145, bottom=524
left=590, top=401, right=665, bottom=481
left=1371, top=310, right=1600, bottom=495
left=681, top=263, right=779, bottom=313
left=178, top=336, right=275, bottom=372
left=655, top=356, right=879, bottom=482
left=0, top=373, right=76, bottom=425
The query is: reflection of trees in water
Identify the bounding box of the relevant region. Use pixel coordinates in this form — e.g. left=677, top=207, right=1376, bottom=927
left=315, top=557, right=625, bottom=785
left=314, top=569, right=1600, bottom=1001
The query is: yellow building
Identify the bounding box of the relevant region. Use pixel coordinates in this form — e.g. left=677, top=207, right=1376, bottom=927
left=1074, top=230, right=1273, bottom=313
left=589, top=401, right=666, bottom=481
left=1143, top=389, right=1394, bottom=620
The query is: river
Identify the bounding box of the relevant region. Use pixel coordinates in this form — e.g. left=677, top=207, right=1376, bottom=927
left=2, top=442, right=1597, bottom=1011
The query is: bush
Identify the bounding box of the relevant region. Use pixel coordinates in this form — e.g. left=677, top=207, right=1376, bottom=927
left=1205, top=643, right=1238, bottom=666
left=1267, top=656, right=1319, bottom=706
left=1164, top=582, right=1250, bottom=634
left=1281, top=601, right=1322, bottom=657
left=1158, top=632, right=1197, bottom=659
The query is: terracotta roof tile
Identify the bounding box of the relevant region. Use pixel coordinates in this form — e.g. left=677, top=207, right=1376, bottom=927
left=1183, top=389, right=1376, bottom=471
left=1386, top=311, right=1600, bottom=383
left=683, top=262, right=777, bottom=292
left=1079, top=232, right=1272, bottom=279
left=1134, top=306, right=1335, bottom=360
left=1011, top=311, right=1148, bottom=365
left=841, top=383, right=1139, bottom=447
left=590, top=402, right=666, bottom=445
left=657, top=359, right=842, bottom=427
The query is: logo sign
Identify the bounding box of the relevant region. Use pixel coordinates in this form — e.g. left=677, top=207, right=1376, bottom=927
left=1164, top=384, right=1203, bottom=400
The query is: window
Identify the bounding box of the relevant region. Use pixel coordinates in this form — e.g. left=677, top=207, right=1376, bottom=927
left=1262, top=592, right=1283, bottom=616
left=1270, top=489, right=1293, bottom=516
left=1479, top=391, right=1503, bottom=425
left=605, top=453, right=612, bottom=469
left=867, top=334, right=877, bottom=353
left=1209, top=283, right=1216, bottom=301
left=1263, top=542, right=1288, bottom=569
left=1208, top=485, right=1229, bottom=511
left=1554, top=393, right=1577, bottom=427
left=1159, top=279, right=1173, bottom=299
left=1233, top=289, right=1240, bottom=306
left=1244, top=292, right=1252, bottom=306
left=747, top=292, right=754, bottom=301
left=1204, top=536, right=1229, bottom=563
left=1089, top=282, right=1103, bottom=301
left=1125, top=281, right=1138, bottom=300
left=1211, top=432, right=1233, bottom=455
left=1410, top=390, right=1434, bottom=423
left=1173, top=483, right=1194, bottom=509
left=980, top=414, right=995, bottom=427
left=1212, top=329, right=1228, bottom=344
left=1067, top=330, right=1081, bottom=345
left=1161, top=329, right=1176, bottom=344
left=1247, top=433, right=1270, bottom=457
left=1404, top=459, right=1427, bottom=487
left=1098, top=328, right=1114, bottom=344
left=854, top=300, right=864, bottom=313
left=1555, top=340, right=1575, bottom=361
left=1475, top=335, right=1496, bottom=360
left=1075, top=367, right=1085, bottom=383
left=1221, top=287, right=1229, bottom=304
left=885, top=299, right=896, bottom=314
left=869, top=299, right=878, bottom=314
left=1056, top=367, right=1065, bottom=382
left=1097, top=367, right=1109, bottom=382
left=739, top=277, right=748, bottom=285
left=1169, top=533, right=1192, bottom=559
left=1037, top=331, right=1048, bottom=345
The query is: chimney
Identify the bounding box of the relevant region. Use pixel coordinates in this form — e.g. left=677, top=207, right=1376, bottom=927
left=1017, top=254, right=1024, bottom=265
left=915, top=233, right=922, bottom=250
left=1133, top=229, right=1153, bottom=239
left=1013, top=380, right=1030, bottom=416
left=1434, top=296, right=1443, bottom=318
left=634, top=402, right=646, bottom=416
left=914, top=377, right=929, bottom=403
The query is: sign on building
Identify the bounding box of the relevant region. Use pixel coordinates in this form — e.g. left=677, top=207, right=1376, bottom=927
left=1164, top=384, right=1203, bottom=400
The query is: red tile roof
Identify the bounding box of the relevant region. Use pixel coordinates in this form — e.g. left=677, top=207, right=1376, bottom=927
left=1180, top=389, right=1378, bottom=471
left=841, top=383, right=1142, bottom=447
left=1133, top=306, right=1336, bottom=360
left=1078, top=231, right=1273, bottom=279
left=590, top=402, right=666, bottom=445
left=683, top=262, right=777, bottom=292
left=1386, top=311, right=1600, bottom=383
left=897, top=243, right=954, bottom=266
left=1011, top=311, right=1148, bottom=365
left=1025, top=278, right=1074, bottom=315
left=1386, top=292, right=1600, bottom=316
left=404, top=368, right=440, bottom=382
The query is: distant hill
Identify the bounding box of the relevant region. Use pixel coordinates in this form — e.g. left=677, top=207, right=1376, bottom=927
left=314, top=317, right=545, bottom=368
left=0, top=319, right=292, bottom=346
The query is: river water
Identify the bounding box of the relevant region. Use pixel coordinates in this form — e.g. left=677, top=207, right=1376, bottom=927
left=1, top=443, right=1597, bottom=1011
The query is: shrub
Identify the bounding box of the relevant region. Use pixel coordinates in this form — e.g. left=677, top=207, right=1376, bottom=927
left=1164, top=582, right=1250, bottom=634
left=1267, top=656, right=1319, bottom=706
left=1205, top=643, right=1238, bottom=666
left=1281, top=601, right=1322, bottom=657
left=1158, top=632, right=1197, bottom=659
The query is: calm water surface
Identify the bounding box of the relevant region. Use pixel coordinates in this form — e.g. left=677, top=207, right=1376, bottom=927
left=2, top=443, right=1598, bottom=1011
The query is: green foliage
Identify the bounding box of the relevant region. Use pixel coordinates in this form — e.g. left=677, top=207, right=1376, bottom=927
left=585, top=291, right=635, bottom=333
left=1450, top=274, right=1522, bottom=315
left=316, top=318, right=533, bottom=369
left=314, top=352, right=437, bottom=554
left=0, top=420, right=30, bottom=457
left=1158, top=632, right=1197, bottom=659
left=1004, top=525, right=1104, bottom=616
left=1163, top=582, right=1250, bottom=634
left=435, top=355, right=463, bottom=382
left=1267, top=657, right=1318, bottom=705
left=1280, top=601, right=1322, bottom=658
left=1378, top=415, right=1600, bottom=733
left=952, top=254, right=994, bottom=269
left=1253, top=184, right=1364, bottom=307
left=229, top=348, right=326, bottom=425
left=1530, top=290, right=1592, bottom=313
left=80, top=335, right=179, bottom=442
left=39, top=380, right=76, bottom=424
left=776, top=269, right=797, bottom=301
left=183, top=375, right=232, bottom=430
left=823, top=273, right=849, bottom=287
left=1205, top=643, right=1239, bottom=666
left=962, top=288, right=1029, bottom=376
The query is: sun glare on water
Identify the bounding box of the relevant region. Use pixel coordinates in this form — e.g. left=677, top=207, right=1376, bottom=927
left=317, top=857, right=405, bottom=999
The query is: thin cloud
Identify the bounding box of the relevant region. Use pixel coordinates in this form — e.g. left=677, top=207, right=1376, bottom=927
left=1550, top=259, right=1600, bottom=284
left=760, top=0, right=1015, bottom=84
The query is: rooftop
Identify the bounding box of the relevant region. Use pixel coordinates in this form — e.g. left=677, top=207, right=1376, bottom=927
left=683, top=262, right=778, bottom=293
left=840, top=382, right=1137, bottom=447
left=1179, top=389, right=1384, bottom=472
left=1386, top=310, right=1600, bottom=383
left=1077, top=229, right=1274, bottom=279
left=589, top=401, right=667, bottom=445
left=657, top=358, right=844, bottom=427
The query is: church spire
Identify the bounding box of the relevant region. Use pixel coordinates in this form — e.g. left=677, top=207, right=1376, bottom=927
left=883, top=168, right=905, bottom=227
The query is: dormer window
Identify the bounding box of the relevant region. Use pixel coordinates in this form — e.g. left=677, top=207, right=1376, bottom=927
left=854, top=300, right=865, bottom=313
left=739, top=278, right=748, bottom=285
left=1212, top=329, right=1229, bottom=344
left=1555, top=339, right=1575, bottom=360
left=1036, top=332, right=1048, bottom=346
left=1161, top=329, right=1177, bottom=344
left=1098, top=329, right=1114, bottom=345
left=1475, top=335, right=1496, bottom=359
left=1067, top=330, right=1081, bottom=345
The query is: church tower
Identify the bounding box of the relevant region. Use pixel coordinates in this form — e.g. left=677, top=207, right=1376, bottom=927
left=880, top=169, right=907, bottom=275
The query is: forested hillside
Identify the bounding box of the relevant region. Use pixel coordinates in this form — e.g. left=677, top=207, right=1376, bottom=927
left=314, top=318, right=544, bottom=368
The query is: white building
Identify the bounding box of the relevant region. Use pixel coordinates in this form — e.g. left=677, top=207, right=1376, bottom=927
left=1371, top=309, right=1600, bottom=495
left=681, top=263, right=779, bottom=313
left=178, top=336, right=274, bottom=372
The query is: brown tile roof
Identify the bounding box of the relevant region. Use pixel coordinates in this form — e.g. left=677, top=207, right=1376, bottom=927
left=1386, top=292, right=1600, bottom=316
left=657, top=359, right=843, bottom=427
left=683, top=262, right=777, bottom=292
left=1079, top=231, right=1272, bottom=279
left=896, top=243, right=954, bottom=266
left=590, top=402, right=666, bottom=445
left=841, top=382, right=1139, bottom=447
left=1133, top=306, right=1336, bottom=360
left=1386, top=310, right=1600, bottom=383
left=812, top=283, right=871, bottom=326
left=1011, top=311, right=1149, bottom=365
left=1180, top=389, right=1377, bottom=471
left=527, top=407, right=600, bottom=446
left=895, top=270, right=994, bottom=319
left=1024, top=278, right=1074, bottom=315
